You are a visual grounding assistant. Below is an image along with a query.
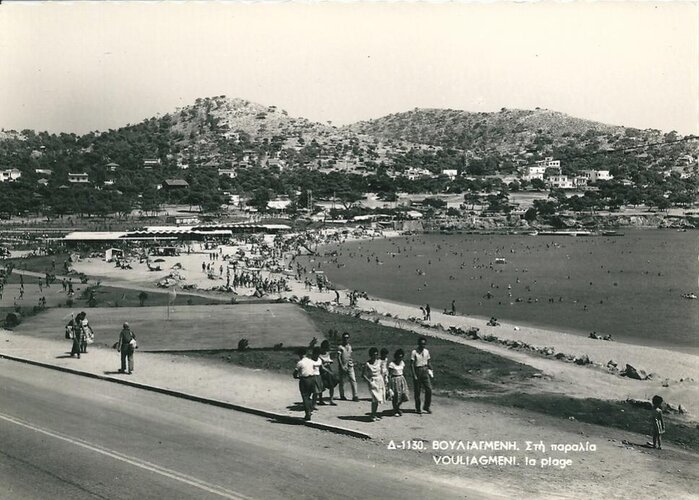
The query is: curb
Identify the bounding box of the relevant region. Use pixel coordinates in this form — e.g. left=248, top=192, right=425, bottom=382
left=0, top=352, right=371, bottom=440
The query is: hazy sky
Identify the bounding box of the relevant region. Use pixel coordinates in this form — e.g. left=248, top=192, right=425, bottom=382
left=1, top=2, right=697, bottom=135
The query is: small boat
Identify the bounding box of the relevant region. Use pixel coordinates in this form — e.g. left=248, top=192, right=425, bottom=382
left=681, top=293, right=697, bottom=300
left=602, top=231, right=624, bottom=237
left=494, top=258, right=507, bottom=264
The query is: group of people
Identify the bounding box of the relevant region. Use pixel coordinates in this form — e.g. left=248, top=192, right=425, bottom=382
left=65, top=311, right=94, bottom=358
left=294, top=333, right=433, bottom=422
left=64, top=313, right=136, bottom=374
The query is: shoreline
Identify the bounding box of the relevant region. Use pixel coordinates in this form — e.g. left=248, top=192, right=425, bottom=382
left=331, top=281, right=699, bottom=356
left=307, top=229, right=699, bottom=356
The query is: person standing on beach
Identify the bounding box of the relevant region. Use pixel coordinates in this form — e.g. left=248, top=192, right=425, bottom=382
left=116, top=322, right=137, bottom=374
left=424, top=304, right=431, bottom=321
left=410, top=337, right=433, bottom=414
left=337, top=332, right=358, bottom=401
left=293, top=348, right=316, bottom=421
left=648, top=395, right=665, bottom=450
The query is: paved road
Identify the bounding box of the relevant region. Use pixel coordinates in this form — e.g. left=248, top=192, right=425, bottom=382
left=0, top=360, right=496, bottom=499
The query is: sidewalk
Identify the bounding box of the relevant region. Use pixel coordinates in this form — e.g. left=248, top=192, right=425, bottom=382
left=1, top=328, right=696, bottom=498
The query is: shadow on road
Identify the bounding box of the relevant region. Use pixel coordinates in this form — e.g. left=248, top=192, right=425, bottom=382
left=337, top=414, right=374, bottom=423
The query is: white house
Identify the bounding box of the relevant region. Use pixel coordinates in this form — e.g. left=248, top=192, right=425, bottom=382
left=523, top=165, right=546, bottom=181
left=218, top=168, right=238, bottom=179
left=143, top=158, right=161, bottom=168
left=267, top=197, right=292, bottom=211
left=35, top=168, right=53, bottom=176
left=548, top=175, right=575, bottom=189
left=581, top=170, right=614, bottom=183
left=68, top=173, right=89, bottom=183
left=0, top=168, right=22, bottom=182
left=405, top=168, right=432, bottom=180
left=536, top=157, right=561, bottom=170
left=441, top=169, right=458, bottom=180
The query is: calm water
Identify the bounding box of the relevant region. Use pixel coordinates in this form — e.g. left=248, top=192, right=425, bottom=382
left=303, top=230, right=699, bottom=353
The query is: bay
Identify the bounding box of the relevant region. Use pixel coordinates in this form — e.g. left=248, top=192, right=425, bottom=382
left=303, top=229, right=699, bottom=354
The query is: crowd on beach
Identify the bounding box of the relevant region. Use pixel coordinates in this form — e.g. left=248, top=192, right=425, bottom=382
left=293, top=332, right=434, bottom=422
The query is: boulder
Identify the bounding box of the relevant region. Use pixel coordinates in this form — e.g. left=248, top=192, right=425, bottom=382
left=626, top=398, right=653, bottom=410
left=574, top=354, right=591, bottom=365
left=622, top=364, right=647, bottom=380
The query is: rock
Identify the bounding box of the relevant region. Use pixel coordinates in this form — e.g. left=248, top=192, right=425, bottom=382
left=555, top=352, right=567, bottom=360
left=626, top=398, right=653, bottom=410
left=574, top=354, right=591, bottom=365
left=607, top=360, right=617, bottom=368
left=622, top=364, right=647, bottom=380
left=662, top=379, right=670, bottom=387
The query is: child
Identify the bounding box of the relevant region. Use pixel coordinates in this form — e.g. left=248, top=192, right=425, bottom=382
left=647, top=395, right=665, bottom=450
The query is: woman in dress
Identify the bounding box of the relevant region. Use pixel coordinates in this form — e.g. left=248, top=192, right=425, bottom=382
left=318, top=340, right=337, bottom=405
left=361, top=347, right=385, bottom=421
left=388, top=349, right=409, bottom=416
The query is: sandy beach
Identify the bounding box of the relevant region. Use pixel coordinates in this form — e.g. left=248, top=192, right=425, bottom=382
left=67, top=230, right=699, bottom=416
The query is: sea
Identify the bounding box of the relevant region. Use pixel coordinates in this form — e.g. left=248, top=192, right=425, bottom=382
left=301, top=229, right=699, bottom=354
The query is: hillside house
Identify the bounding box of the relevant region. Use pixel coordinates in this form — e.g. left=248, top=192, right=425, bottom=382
left=37, top=178, right=49, bottom=186
left=267, top=197, right=292, bottom=211
left=522, top=165, right=546, bottom=181
left=106, top=162, right=119, bottom=172
left=441, top=169, right=458, bottom=180
left=143, top=159, right=161, bottom=169
left=35, top=168, right=53, bottom=176
left=535, top=157, right=561, bottom=170
left=548, top=175, right=575, bottom=189
left=162, top=179, right=189, bottom=190
left=677, top=155, right=696, bottom=166
left=580, top=170, right=613, bottom=183
left=218, top=168, right=237, bottom=179
left=68, top=173, right=89, bottom=183
left=0, top=168, right=22, bottom=182
left=405, top=168, right=432, bottom=180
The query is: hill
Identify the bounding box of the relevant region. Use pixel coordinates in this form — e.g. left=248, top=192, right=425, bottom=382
left=345, top=107, right=667, bottom=157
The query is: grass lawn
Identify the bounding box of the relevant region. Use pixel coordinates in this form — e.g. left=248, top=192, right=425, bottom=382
left=176, top=305, right=540, bottom=392
left=481, top=392, right=699, bottom=452
left=4, top=253, right=72, bottom=274
left=175, top=305, right=699, bottom=452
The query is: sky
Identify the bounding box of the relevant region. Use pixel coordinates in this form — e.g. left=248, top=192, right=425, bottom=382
left=0, top=1, right=697, bottom=135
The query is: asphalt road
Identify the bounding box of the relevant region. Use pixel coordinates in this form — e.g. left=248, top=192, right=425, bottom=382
left=0, top=360, right=496, bottom=499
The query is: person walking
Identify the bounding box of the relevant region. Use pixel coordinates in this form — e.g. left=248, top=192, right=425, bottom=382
left=116, top=322, right=137, bottom=374
left=69, top=315, right=81, bottom=359
left=410, top=337, right=433, bottom=414
left=388, top=349, right=409, bottom=416
left=293, top=348, right=316, bottom=421
left=361, top=347, right=385, bottom=422
left=337, top=332, right=358, bottom=401
left=310, top=347, right=324, bottom=406
left=318, top=340, right=338, bottom=405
